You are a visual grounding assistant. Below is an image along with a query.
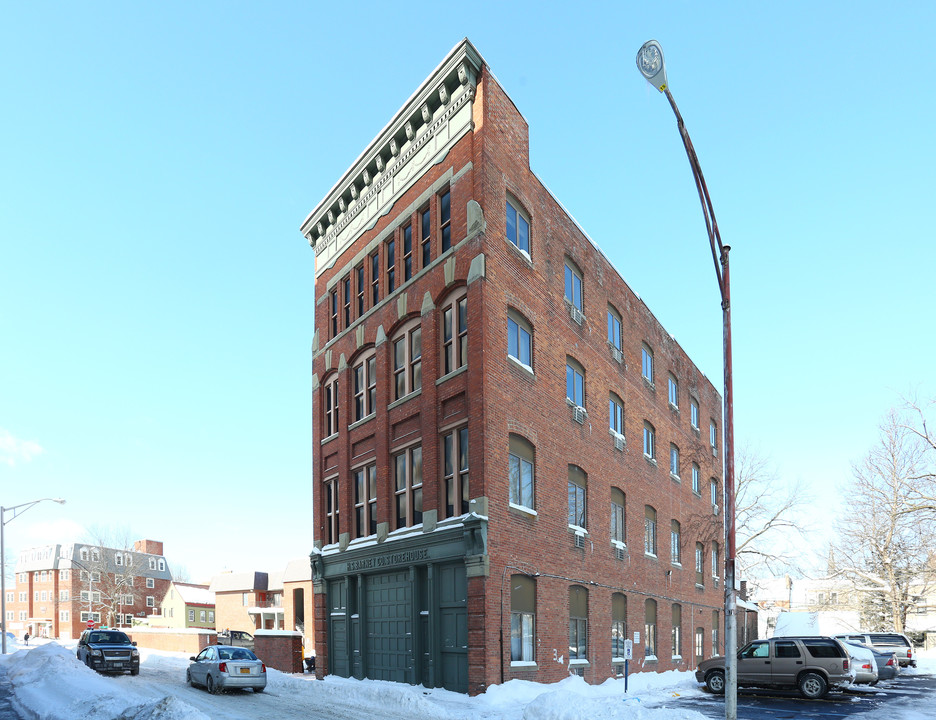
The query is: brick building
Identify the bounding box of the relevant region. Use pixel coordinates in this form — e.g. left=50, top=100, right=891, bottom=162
left=5, top=539, right=172, bottom=640
left=303, top=39, right=725, bottom=694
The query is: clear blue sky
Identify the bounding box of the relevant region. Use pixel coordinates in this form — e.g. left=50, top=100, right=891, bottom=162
left=3, top=2, right=934, bottom=581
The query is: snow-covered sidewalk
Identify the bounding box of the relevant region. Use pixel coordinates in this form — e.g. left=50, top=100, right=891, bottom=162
left=2, top=637, right=933, bottom=720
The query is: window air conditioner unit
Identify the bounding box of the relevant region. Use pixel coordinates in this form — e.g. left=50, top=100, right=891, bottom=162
left=613, top=434, right=625, bottom=452
left=569, top=304, right=584, bottom=325
left=572, top=405, right=587, bottom=424
left=574, top=534, right=585, bottom=549
left=615, top=547, right=626, bottom=561
left=610, top=346, right=623, bottom=364
left=713, top=504, right=719, bottom=516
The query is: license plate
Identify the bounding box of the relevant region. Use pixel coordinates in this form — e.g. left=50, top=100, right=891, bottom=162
left=112, top=663, right=125, bottom=668
left=240, top=668, right=250, bottom=674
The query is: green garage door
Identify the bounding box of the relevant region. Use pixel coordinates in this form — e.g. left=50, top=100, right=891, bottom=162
left=365, top=571, right=412, bottom=683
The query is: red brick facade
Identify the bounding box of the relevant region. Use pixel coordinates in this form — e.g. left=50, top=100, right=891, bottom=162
left=306, top=40, right=724, bottom=694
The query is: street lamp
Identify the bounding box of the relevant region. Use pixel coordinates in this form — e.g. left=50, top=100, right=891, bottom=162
left=1, top=498, right=66, bottom=654
left=636, top=40, right=738, bottom=720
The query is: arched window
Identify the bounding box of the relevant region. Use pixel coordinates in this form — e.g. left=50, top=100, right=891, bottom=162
left=510, top=575, right=536, bottom=663
left=569, top=585, right=588, bottom=660
left=323, top=374, right=339, bottom=437
left=644, top=599, right=657, bottom=658
left=441, top=291, right=468, bottom=375
left=506, top=194, right=531, bottom=257
left=670, top=520, right=681, bottom=565
left=644, top=506, right=657, bottom=556
left=612, top=593, right=627, bottom=661
left=610, top=488, right=625, bottom=545
left=392, top=321, right=422, bottom=400
left=509, top=435, right=535, bottom=510
left=508, top=309, right=533, bottom=370
left=568, top=465, right=587, bottom=530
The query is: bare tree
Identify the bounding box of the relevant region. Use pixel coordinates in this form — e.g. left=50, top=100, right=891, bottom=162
left=831, top=410, right=936, bottom=632
left=75, top=526, right=145, bottom=627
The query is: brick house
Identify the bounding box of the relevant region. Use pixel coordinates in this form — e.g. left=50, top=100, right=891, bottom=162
left=303, top=39, right=725, bottom=695
left=5, top=539, right=172, bottom=640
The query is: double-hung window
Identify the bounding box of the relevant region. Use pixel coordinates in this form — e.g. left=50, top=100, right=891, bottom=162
left=712, top=542, right=720, bottom=580
left=440, top=190, right=451, bottom=252
left=710, top=421, right=718, bottom=456
left=356, top=265, right=365, bottom=317
left=671, top=520, right=681, bottom=564
left=402, top=225, right=413, bottom=281
left=568, top=465, right=587, bottom=530
left=644, top=599, right=657, bottom=658
left=511, top=575, right=536, bottom=662
left=370, top=252, right=380, bottom=306
left=505, top=197, right=530, bottom=255
left=442, top=294, right=468, bottom=375
left=696, top=543, right=705, bottom=585
left=323, top=376, right=339, bottom=437
left=353, top=353, right=377, bottom=422
left=393, top=445, right=423, bottom=528
left=643, top=422, right=656, bottom=460
left=668, top=375, right=678, bottom=408
left=644, top=506, right=657, bottom=556
left=611, top=488, right=625, bottom=545
left=690, top=398, right=699, bottom=429
left=566, top=358, right=585, bottom=408
left=507, top=311, right=532, bottom=370
left=564, top=262, right=583, bottom=311
left=324, top=477, right=339, bottom=544
left=711, top=479, right=719, bottom=511
left=393, top=324, right=422, bottom=400
left=342, top=276, right=351, bottom=327
left=569, top=586, right=588, bottom=660
left=329, top=289, right=339, bottom=338
left=442, top=427, right=469, bottom=518
left=609, top=394, right=624, bottom=436
left=386, top=238, right=396, bottom=293
left=692, top=463, right=701, bottom=495
left=354, top=464, right=377, bottom=538
left=642, top=345, right=654, bottom=383
left=509, top=435, right=535, bottom=510
left=670, top=444, right=680, bottom=478
left=612, top=593, right=627, bottom=661
left=608, top=307, right=622, bottom=350
left=421, top=206, right=432, bottom=267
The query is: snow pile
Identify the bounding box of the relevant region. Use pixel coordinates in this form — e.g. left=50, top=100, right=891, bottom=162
left=772, top=611, right=820, bottom=636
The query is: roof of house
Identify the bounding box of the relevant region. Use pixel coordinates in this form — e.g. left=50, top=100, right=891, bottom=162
left=173, top=582, right=214, bottom=606
left=283, top=557, right=312, bottom=583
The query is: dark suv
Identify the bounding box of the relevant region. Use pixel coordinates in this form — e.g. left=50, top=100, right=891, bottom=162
left=696, top=636, right=852, bottom=699
left=77, top=629, right=140, bottom=675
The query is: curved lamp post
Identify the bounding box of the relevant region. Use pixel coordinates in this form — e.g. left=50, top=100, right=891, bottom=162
left=636, top=39, right=737, bottom=720
left=1, top=498, right=66, bottom=654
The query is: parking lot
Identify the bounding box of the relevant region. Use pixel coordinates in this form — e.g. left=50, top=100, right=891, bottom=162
left=661, top=673, right=936, bottom=719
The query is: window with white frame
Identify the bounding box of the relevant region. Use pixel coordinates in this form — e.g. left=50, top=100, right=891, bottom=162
left=566, top=357, right=585, bottom=408
left=353, top=352, right=377, bottom=422
left=712, top=610, right=719, bottom=654
left=569, top=585, right=588, bottom=660
left=612, top=593, right=627, bottom=661
left=442, top=427, right=469, bottom=518
left=611, top=488, right=625, bottom=545
left=188, top=610, right=195, bottom=622
left=670, top=444, right=680, bottom=478
left=323, top=374, right=339, bottom=437
left=441, top=292, right=468, bottom=375
left=509, top=435, right=535, bottom=510
left=209, top=611, right=214, bottom=622
left=568, top=465, right=587, bottom=530
left=695, top=627, right=705, bottom=663
left=324, top=476, right=339, bottom=545
left=564, top=260, right=583, bottom=311
left=672, top=604, right=682, bottom=658
left=696, top=542, right=705, bottom=585
left=643, top=422, right=656, bottom=460
left=393, top=444, right=423, bottom=529
left=80, top=548, right=89, bottom=561
left=607, top=306, right=622, bottom=350
left=115, top=553, right=123, bottom=566
left=60, top=610, right=70, bottom=622
left=692, top=463, right=701, bottom=495
left=644, top=505, right=657, bottom=556
left=710, top=420, right=718, bottom=456
left=609, top=393, right=624, bottom=436
left=149, top=558, right=156, bottom=570
left=668, top=375, right=678, bottom=408
left=641, top=344, right=654, bottom=384
left=353, top=463, right=378, bottom=539
left=507, top=310, right=533, bottom=370
left=200, top=610, right=206, bottom=622
left=91, top=548, right=100, bottom=561
left=670, top=520, right=681, bottom=565
left=711, top=542, right=720, bottom=579
left=711, top=478, right=719, bottom=510
left=91, top=571, right=100, bottom=582
left=146, top=596, right=155, bottom=607
left=506, top=196, right=530, bottom=256
left=690, top=398, right=699, bottom=429
left=158, top=559, right=165, bottom=571
left=392, top=323, right=422, bottom=400
left=510, top=574, right=535, bottom=663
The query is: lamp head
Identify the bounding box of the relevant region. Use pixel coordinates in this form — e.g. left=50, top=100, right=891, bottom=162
left=53, top=498, right=66, bottom=504
left=636, top=40, right=668, bottom=92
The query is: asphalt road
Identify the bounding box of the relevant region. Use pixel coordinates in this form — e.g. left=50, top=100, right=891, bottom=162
left=658, top=673, right=936, bottom=719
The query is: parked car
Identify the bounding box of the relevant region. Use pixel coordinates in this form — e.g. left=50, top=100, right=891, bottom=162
left=834, top=632, right=916, bottom=668
left=76, top=629, right=140, bottom=675
left=696, top=636, right=853, bottom=699
left=869, top=647, right=901, bottom=681
left=840, top=640, right=878, bottom=685
left=187, top=644, right=266, bottom=694
left=216, top=630, right=255, bottom=651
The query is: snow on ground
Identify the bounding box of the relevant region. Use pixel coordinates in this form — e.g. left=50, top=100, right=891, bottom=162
left=2, top=636, right=934, bottom=720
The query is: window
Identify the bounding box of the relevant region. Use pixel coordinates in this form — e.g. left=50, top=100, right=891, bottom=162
left=509, top=435, right=535, bottom=510
left=442, top=293, right=468, bottom=375
left=612, top=593, right=627, bottom=661
left=324, top=476, right=339, bottom=545
left=609, top=394, right=624, bottom=436
left=354, top=464, right=378, bottom=538
left=672, top=604, right=682, bottom=658
left=505, top=196, right=530, bottom=255
left=566, top=358, right=585, bottom=407
left=711, top=542, right=720, bottom=579
left=91, top=571, right=101, bottom=582
left=711, top=479, right=719, bottom=510
left=568, top=466, right=587, bottom=530
left=611, top=488, right=626, bottom=545
left=146, top=577, right=154, bottom=589
left=710, top=421, right=718, bottom=456
left=607, top=307, right=622, bottom=350
left=668, top=375, right=678, bottom=408
left=394, top=445, right=423, bottom=528
left=243, top=593, right=250, bottom=607
left=356, top=265, right=365, bottom=317
left=370, top=251, right=380, bottom=306
left=712, top=610, right=720, bottom=654
left=775, top=640, right=801, bottom=658
left=440, top=190, right=451, bottom=252
left=353, top=353, right=377, bottom=421
left=158, top=559, right=165, bottom=572
left=569, top=585, right=588, bottom=660
left=564, top=261, right=582, bottom=311
left=442, top=427, right=469, bottom=518
left=670, top=520, right=681, bottom=565
left=41, top=590, right=47, bottom=601
left=641, top=345, right=654, bottom=383
left=402, top=225, right=413, bottom=281
left=643, top=422, right=656, bottom=460
left=329, top=288, right=338, bottom=337
left=200, top=610, right=206, bottom=622
left=146, top=596, right=155, bottom=608
left=669, top=444, right=680, bottom=478
left=690, top=398, right=699, bottom=429
left=695, top=543, right=705, bottom=586
left=511, top=575, right=536, bottom=663
left=393, top=324, right=422, bottom=399
left=188, top=610, right=195, bottom=622
left=342, top=275, right=351, bottom=327
left=60, top=590, right=69, bottom=601
left=61, top=611, right=70, bottom=622
left=149, top=557, right=156, bottom=570
left=80, top=548, right=89, bottom=562
left=644, top=506, right=657, bottom=556
left=386, top=238, right=396, bottom=293
left=695, top=627, right=705, bottom=663
left=421, top=206, right=432, bottom=267
left=115, top=553, right=123, bottom=567
left=209, top=611, right=214, bottom=622
left=644, top=599, right=657, bottom=658
left=323, top=375, right=339, bottom=437
left=692, top=463, right=701, bottom=495
left=507, top=310, right=532, bottom=370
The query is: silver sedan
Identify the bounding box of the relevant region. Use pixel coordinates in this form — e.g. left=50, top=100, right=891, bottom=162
left=187, top=644, right=267, bottom=693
